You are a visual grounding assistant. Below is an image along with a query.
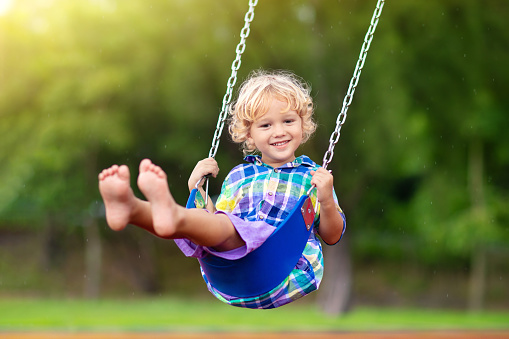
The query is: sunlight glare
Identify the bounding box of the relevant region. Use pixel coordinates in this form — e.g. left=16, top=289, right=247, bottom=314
left=0, top=0, right=12, bottom=16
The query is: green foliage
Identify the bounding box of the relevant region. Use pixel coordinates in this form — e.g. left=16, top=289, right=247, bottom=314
left=0, top=0, right=508, bottom=266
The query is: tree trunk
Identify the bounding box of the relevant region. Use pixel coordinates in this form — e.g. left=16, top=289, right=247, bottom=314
left=39, top=215, right=62, bottom=270
left=317, top=236, right=352, bottom=315
left=84, top=215, right=102, bottom=299
left=467, top=139, right=486, bottom=311
left=83, top=151, right=102, bottom=299
left=468, top=245, right=486, bottom=311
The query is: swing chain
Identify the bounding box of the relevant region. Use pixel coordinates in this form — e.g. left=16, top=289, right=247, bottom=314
left=202, top=0, right=257, bottom=206
left=208, top=0, right=258, bottom=160
left=321, top=0, right=385, bottom=170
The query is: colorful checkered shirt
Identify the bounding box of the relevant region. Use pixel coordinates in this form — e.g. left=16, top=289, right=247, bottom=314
left=201, top=155, right=345, bottom=309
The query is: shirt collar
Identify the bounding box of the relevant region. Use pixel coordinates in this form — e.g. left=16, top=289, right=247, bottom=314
left=244, top=155, right=316, bottom=169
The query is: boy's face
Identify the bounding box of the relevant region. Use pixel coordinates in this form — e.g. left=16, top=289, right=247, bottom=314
left=248, top=99, right=303, bottom=168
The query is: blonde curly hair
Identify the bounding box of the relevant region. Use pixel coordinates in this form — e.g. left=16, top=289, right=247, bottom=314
left=228, top=70, right=317, bottom=154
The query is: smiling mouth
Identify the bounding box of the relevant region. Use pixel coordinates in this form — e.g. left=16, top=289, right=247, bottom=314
left=271, top=140, right=290, bottom=147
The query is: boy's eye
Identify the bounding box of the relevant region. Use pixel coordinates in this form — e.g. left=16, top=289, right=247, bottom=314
left=284, top=119, right=295, bottom=124
left=259, top=123, right=270, bottom=128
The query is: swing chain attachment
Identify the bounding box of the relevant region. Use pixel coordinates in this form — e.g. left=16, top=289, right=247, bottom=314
left=321, top=0, right=385, bottom=170
left=208, top=0, right=258, bottom=160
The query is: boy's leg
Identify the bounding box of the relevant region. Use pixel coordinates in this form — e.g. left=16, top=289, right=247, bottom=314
left=137, top=159, right=245, bottom=252
left=98, top=165, right=157, bottom=235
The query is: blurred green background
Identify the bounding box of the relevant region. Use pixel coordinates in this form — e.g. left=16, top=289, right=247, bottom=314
left=0, top=0, right=508, bottom=320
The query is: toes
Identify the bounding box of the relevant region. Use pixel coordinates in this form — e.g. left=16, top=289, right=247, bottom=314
left=107, top=165, right=118, bottom=177
left=99, top=164, right=128, bottom=181
left=139, top=159, right=153, bottom=172
left=99, top=167, right=113, bottom=180
left=139, top=159, right=166, bottom=178
left=148, top=164, right=165, bottom=178
left=117, top=165, right=130, bottom=180
left=108, top=165, right=119, bottom=175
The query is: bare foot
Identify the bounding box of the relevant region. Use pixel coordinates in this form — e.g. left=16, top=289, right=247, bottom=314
left=137, top=159, right=179, bottom=237
left=98, top=165, right=135, bottom=231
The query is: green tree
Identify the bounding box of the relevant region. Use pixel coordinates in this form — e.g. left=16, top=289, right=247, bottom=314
left=0, top=0, right=261, bottom=297
left=1, top=0, right=507, bottom=310
left=376, top=0, right=509, bottom=310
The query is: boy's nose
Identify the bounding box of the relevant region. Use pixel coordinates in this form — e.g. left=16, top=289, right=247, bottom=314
left=273, top=124, right=285, bottom=136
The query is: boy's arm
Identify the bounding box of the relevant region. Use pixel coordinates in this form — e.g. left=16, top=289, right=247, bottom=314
left=316, top=198, right=345, bottom=245
left=310, top=168, right=345, bottom=245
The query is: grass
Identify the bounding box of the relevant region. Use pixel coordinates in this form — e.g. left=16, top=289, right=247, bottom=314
left=0, top=297, right=508, bottom=332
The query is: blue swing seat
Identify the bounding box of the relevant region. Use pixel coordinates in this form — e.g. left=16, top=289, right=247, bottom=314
left=186, top=188, right=315, bottom=298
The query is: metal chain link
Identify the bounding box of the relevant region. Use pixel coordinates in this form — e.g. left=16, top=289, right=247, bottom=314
left=202, top=0, right=257, bottom=205
left=208, top=0, right=258, bottom=159
left=322, top=0, right=385, bottom=170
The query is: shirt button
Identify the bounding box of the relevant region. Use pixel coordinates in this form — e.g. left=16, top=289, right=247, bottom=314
left=259, top=215, right=264, bottom=220
left=268, top=192, right=273, bottom=196
left=274, top=168, right=279, bottom=173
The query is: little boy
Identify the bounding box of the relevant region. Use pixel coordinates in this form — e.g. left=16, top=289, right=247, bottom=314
left=99, top=70, right=346, bottom=308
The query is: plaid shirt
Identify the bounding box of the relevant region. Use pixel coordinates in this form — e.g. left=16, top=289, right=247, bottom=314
left=201, top=155, right=345, bottom=309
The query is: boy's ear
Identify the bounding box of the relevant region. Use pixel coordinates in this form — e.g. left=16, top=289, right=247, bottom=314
left=246, top=134, right=255, bottom=148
